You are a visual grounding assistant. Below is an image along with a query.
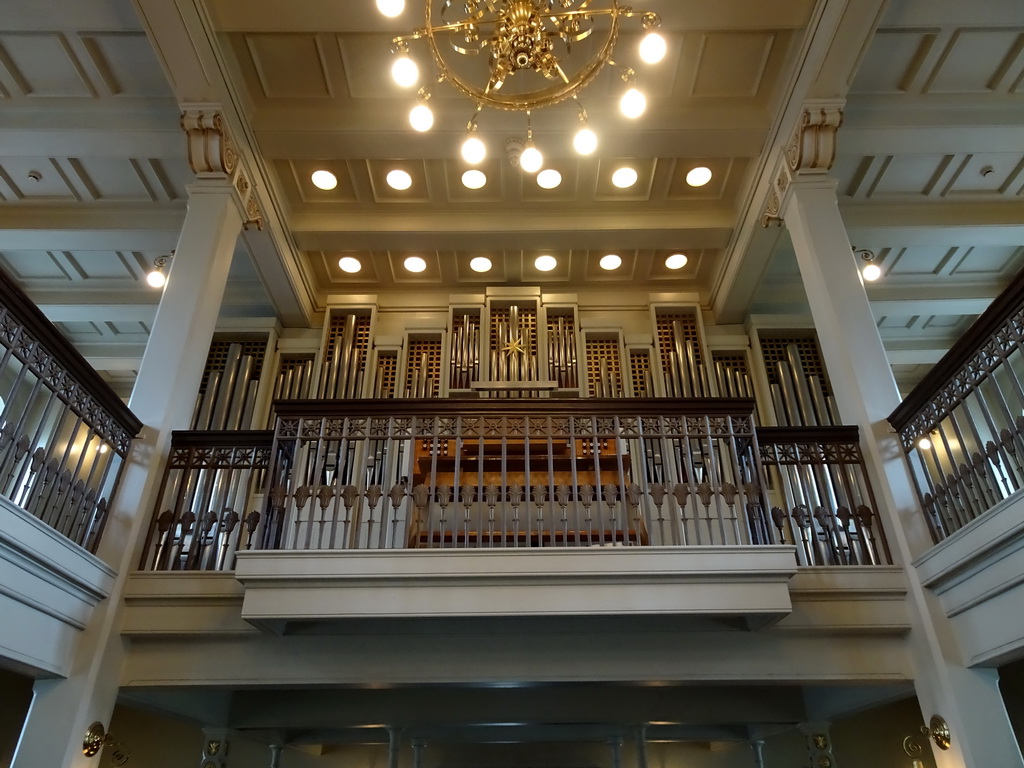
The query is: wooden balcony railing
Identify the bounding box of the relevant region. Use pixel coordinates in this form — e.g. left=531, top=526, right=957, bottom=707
left=0, top=270, right=142, bottom=552
left=889, top=269, right=1024, bottom=541
left=139, top=399, right=891, bottom=570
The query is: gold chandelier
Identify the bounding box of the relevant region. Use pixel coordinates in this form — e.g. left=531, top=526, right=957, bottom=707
left=378, top=0, right=665, bottom=174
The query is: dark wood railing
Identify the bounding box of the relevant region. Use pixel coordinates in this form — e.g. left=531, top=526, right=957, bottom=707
left=0, top=270, right=142, bottom=552
left=139, top=400, right=890, bottom=570
left=889, top=269, right=1024, bottom=541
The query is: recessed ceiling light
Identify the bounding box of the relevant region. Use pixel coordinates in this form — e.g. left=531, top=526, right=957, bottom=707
left=376, top=0, right=404, bottom=17
left=311, top=170, right=337, bottom=190
left=600, top=254, right=622, bottom=271
left=686, top=166, right=713, bottom=187
left=386, top=169, right=412, bottom=190
left=462, top=169, right=487, bottom=189
left=470, top=256, right=492, bottom=273
left=339, top=257, right=361, bottom=273
left=537, top=169, right=562, bottom=189
left=665, top=253, right=688, bottom=270
left=404, top=255, right=427, bottom=273
left=534, top=255, right=557, bottom=272
left=612, top=167, right=638, bottom=188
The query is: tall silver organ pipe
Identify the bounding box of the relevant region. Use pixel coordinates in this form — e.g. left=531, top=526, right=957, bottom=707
left=318, top=314, right=365, bottom=400
left=193, top=342, right=262, bottom=430
left=768, top=343, right=836, bottom=426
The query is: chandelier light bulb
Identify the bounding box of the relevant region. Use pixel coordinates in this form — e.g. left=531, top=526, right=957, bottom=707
left=462, top=169, right=487, bottom=189
left=409, top=103, right=434, bottom=132
left=535, top=255, right=557, bottom=272
left=573, top=127, right=598, bottom=155
left=391, top=55, right=419, bottom=88
left=639, top=32, right=667, bottom=64
left=600, top=254, right=622, bottom=271
left=404, top=255, right=427, bottom=273
left=376, top=0, right=405, bottom=17
left=146, top=269, right=166, bottom=288
left=470, top=256, right=492, bottom=273
left=338, top=257, right=362, bottom=273
left=311, top=169, right=338, bottom=190
left=620, top=88, right=646, bottom=119
left=520, top=143, right=543, bottom=173
left=665, top=253, right=688, bottom=270
left=461, top=136, right=486, bottom=165
left=537, top=169, right=562, bottom=189
left=862, top=263, right=882, bottom=281
left=612, top=166, right=638, bottom=189
left=686, top=166, right=713, bottom=187
left=386, top=169, right=413, bottom=190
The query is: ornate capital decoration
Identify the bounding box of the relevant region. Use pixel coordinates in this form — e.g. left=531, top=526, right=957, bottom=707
left=244, top=190, right=265, bottom=231
left=181, top=109, right=237, bottom=177
left=760, top=189, right=782, bottom=228
left=786, top=105, right=844, bottom=174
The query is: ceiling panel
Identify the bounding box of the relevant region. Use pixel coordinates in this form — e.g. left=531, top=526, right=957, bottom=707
left=79, top=32, right=175, bottom=97
left=0, top=250, right=69, bottom=281
left=0, top=33, right=93, bottom=97
left=691, top=32, right=776, bottom=97
left=245, top=33, right=333, bottom=99
left=924, top=30, right=1023, bottom=93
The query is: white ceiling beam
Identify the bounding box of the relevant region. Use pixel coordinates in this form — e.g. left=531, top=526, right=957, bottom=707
left=0, top=206, right=185, bottom=251
left=842, top=202, right=1024, bottom=245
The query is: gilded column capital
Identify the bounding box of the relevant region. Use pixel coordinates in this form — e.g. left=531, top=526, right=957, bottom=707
left=786, top=103, right=844, bottom=174
left=181, top=108, right=237, bottom=178
left=759, top=166, right=792, bottom=228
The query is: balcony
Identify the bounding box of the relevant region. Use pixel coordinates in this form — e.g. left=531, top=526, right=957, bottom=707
left=134, top=399, right=894, bottom=631
left=0, top=271, right=141, bottom=675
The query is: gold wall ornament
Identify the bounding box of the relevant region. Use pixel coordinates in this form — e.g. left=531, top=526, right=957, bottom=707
left=243, top=191, right=265, bottom=231
left=181, top=109, right=238, bottom=177
left=83, top=721, right=108, bottom=757
left=786, top=105, right=844, bottom=174
left=82, top=722, right=130, bottom=764
left=760, top=188, right=782, bottom=228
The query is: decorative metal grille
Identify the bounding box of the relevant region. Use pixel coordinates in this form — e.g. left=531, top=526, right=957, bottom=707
left=759, top=334, right=829, bottom=395
left=656, top=310, right=703, bottom=372
left=405, top=338, right=442, bottom=398
left=489, top=304, right=538, bottom=357
left=629, top=350, right=652, bottom=397
left=374, top=351, right=399, bottom=398
left=200, top=338, right=266, bottom=393
left=586, top=336, right=623, bottom=397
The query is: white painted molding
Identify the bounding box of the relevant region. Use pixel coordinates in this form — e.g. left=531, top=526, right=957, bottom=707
left=0, top=496, right=115, bottom=675
left=234, top=547, right=799, bottom=632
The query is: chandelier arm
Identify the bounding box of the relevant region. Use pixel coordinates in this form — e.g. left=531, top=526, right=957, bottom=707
left=423, top=0, right=625, bottom=112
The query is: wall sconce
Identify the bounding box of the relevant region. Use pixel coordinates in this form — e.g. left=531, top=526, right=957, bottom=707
left=146, top=252, right=172, bottom=288
left=853, top=247, right=881, bottom=281
left=903, top=714, right=951, bottom=766
left=83, top=721, right=130, bottom=765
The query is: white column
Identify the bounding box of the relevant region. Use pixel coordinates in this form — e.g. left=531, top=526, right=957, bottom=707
left=11, top=180, right=244, bottom=768
left=782, top=174, right=1023, bottom=768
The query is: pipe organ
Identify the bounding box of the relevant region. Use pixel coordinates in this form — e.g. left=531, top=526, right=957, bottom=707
left=189, top=296, right=835, bottom=429
left=192, top=339, right=265, bottom=430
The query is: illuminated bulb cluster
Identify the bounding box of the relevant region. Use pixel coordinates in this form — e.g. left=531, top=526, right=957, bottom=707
left=382, top=3, right=669, bottom=179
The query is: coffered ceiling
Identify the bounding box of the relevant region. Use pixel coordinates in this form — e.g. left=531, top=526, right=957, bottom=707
left=0, top=0, right=1021, bottom=399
